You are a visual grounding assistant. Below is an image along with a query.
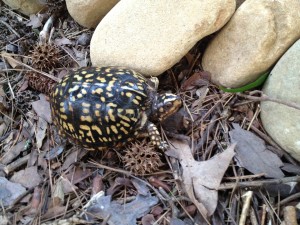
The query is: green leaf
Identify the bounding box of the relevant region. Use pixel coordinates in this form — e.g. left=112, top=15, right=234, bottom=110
left=219, top=72, right=269, bottom=93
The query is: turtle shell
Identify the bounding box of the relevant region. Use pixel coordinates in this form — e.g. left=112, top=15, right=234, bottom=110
left=50, top=67, right=150, bottom=150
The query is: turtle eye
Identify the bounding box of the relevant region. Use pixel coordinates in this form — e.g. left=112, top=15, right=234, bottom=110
left=164, top=102, right=173, bottom=110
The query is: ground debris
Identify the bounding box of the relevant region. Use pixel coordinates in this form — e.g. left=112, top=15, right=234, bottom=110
left=82, top=191, right=158, bottom=225
left=230, top=123, right=284, bottom=178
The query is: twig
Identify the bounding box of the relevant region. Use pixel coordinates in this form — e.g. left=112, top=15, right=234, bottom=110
left=1, top=52, right=61, bottom=82
left=0, top=19, right=21, bottom=38
left=219, top=176, right=300, bottom=190
left=239, top=191, right=253, bottom=225
left=4, top=154, right=30, bottom=174
left=278, top=192, right=300, bottom=207
left=237, top=91, right=300, bottom=111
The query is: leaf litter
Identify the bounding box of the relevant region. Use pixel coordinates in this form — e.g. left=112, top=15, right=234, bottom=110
left=0, top=2, right=300, bottom=224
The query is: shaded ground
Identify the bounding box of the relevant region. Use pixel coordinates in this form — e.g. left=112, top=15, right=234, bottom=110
left=1, top=2, right=300, bottom=225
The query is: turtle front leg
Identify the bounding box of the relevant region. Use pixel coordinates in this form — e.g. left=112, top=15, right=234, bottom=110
left=146, top=122, right=168, bottom=150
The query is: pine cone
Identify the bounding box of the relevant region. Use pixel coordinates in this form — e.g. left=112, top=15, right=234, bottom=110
left=26, top=72, right=56, bottom=95
left=123, top=141, right=163, bottom=175
left=26, top=43, right=60, bottom=95
left=30, top=44, right=61, bottom=71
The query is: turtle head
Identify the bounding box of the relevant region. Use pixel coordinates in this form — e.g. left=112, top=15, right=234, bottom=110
left=152, top=93, right=182, bottom=122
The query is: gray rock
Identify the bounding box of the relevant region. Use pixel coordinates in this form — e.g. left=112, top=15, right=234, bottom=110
left=261, top=39, right=300, bottom=162
left=202, top=0, right=300, bottom=88
left=66, top=0, right=119, bottom=28
left=3, top=0, right=46, bottom=16
left=91, top=0, right=235, bottom=76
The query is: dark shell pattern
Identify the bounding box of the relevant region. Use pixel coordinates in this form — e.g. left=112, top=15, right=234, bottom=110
left=50, top=67, right=150, bottom=149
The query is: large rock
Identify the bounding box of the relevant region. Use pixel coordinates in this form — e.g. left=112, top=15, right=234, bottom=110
left=3, top=0, right=46, bottom=16
left=202, top=0, right=300, bottom=88
left=261, top=40, right=300, bottom=162
left=91, top=0, right=235, bottom=76
left=66, top=0, right=119, bottom=28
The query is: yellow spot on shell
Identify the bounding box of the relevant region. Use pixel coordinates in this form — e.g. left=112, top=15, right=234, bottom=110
left=60, top=107, right=65, bottom=113
left=107, top=103, right=117, bottom=108
left=68, top=85, right=80, bottom=93
left=106, top=127, right=110, bottom=135
left=125, top=109, right=135, bottom=115
left=77, top=93, right=83, bottom=98
left=101, top=97, right=105, bottom=102
left=83, top=108, right=89, bottom=114
left=111, top=125, right=118, bottom=134
left=68, top=123, right=75, bottom=132
left=74, top=74, right=83, bottom=81
left=126, top=92, right=132, bottom=98
left=92, top=125, right=102, bottom=135
left=119, top=114, right=130, bottom=122
left=81, top=89, right=87, bottom=95
left=107, top=109, right=116, bottom=122
left=133, top=99, right=139, bottom=105
left=120, top=120, right=130, bottom=127
left=60, top=114, right=67, bottom=120
left=95, top=104, right=101, bottom=109
left=95, top=110, right=100, bottom=117
left=96, top=77, right=106, bottom=82
left=80, top=116, right=93, bottom=123
left=107, top=92, right=113, bottom=97
left=85, top=73, right=94, bottom=78
left=92, top=88, right=103, bottom=95
left=82, top=102, right=91, bottom=107
left=120, top=127, right=129, bottom=134
left=81, top=70, right=87, bottom=74
left=80, top=125, right=90, bottom=130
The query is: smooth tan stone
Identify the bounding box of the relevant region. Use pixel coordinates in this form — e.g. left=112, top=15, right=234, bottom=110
left=66, top=0, right=119, bottom=28
left=91, top=0, right=235, bottom=76
left=3, top=0, right=46, bottom=16
left=202, top=0, right=300, bottom=88
left=261, top=40, right=300, bottom=162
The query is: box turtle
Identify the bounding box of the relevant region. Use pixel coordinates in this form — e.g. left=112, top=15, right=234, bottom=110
left=50, top=67, right=182, bottom=150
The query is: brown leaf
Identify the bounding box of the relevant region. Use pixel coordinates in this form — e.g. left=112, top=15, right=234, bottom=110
left=32, top=94, right=52, bottom=123
left=167, top=140, right=235, bottom=217
left=181, top=71, right=211, bottom=91
left=10, top=166, right=42, bottom=189
left=62, top=167, right=92, bottom=193
left=230, top=124, right=284, bottom=178
left=61, top=150, right=79, bottom=170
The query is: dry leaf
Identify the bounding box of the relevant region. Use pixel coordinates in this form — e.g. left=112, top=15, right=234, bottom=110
left=32, top=94, right=52, bottom=123
left=0, top=177, right=26, bottom=206
left=26, top=14, right=42, bottom=28
left=167, top=140, right=235, bottom=217
left=0, top=140, right=26, bottom=165
left=84, top=193, right=158, bottom=224
left=10, top=166, right=42, bottom=189
left=36, top=117, right=47, bottom=149
left=230, top=124, right=284, bottom=178
left=61, top=150, right=79, bottom=170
